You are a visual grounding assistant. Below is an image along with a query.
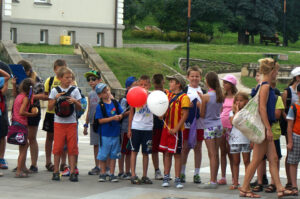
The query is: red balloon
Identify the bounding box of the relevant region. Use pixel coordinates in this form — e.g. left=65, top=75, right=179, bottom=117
left=127, top=86, right=148, bottom=107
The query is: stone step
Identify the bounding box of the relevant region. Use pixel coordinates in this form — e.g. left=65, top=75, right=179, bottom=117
left=20, top=53, right=84, bottom=64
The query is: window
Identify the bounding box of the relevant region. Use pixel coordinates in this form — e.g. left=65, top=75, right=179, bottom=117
left=34, top=0, right=52, bottom=5
left=40, top=29, right=48, bottom=44
left=10, top=28, right=17, bottom=43
left=97, top=33, right=104, bottom=46
left=35, top=0, right=48, bottom=2
left=68, top=31, right=76, bottom=45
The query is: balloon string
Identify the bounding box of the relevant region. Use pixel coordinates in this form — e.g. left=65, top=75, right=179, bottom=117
left=129, top=138, right=135, bottom=151
left=163, top=119, right=178, bottom=141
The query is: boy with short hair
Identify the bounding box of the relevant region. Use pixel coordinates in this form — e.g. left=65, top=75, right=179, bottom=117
left=128, top=75, right=153, bottom=184
left=43, top=59, right=67, bottom=172
left=286, top=83, right=300, bottom=196
left=95, top=83, right=123, bottom=182
left=118, top=76, right=136, bottom=179
left=48, top=67, right=82, bottom=182
left=159, top=74, right=190, bottom=189
left=151, top=74, right=165, bottom=180
left=83, top=70, right=102, bottom=175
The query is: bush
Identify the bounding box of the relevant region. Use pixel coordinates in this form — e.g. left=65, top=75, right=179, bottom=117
left=130, top=30, right=210, bottom=43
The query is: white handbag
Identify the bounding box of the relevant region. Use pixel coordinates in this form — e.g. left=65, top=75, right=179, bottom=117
left=232, top=87, right=265, bottom=144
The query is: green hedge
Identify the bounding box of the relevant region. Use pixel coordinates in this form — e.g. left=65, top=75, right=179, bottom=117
left=131, top=30, right=210, bottom=43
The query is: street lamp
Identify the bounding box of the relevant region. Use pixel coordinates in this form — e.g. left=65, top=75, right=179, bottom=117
left=283, top=0, right=287, bottom=46
left=186, top=0, right=191, bottom=70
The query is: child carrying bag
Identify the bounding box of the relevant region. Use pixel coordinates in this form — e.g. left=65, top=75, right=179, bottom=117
left=7, top=124, right=27, bottom=145
left=232, top=86, right=265, bottom=144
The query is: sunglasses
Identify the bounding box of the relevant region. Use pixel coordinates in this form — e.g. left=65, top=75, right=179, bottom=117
left=87, top=77, right=97, bottom=82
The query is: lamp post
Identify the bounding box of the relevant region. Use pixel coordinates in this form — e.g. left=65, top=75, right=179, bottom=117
left=283, top=0, right=287, bottom=46
left=186, top=0, right=191, bottom=70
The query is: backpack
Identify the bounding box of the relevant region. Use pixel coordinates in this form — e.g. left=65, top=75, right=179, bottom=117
left=48, top=76, right=55, bottom=94
left=92, top=99, right=121, bottom=146
left=76, top=88, right=87, bottom=119
left=0, top=91, right=5, bottom=115
left=55, top=86, right=76, bottom=118
left=279, top=87, right=292, bottom=135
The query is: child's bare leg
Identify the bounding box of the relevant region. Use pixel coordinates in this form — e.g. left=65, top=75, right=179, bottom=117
left=142, top=153, right=149, bottom=177
left=118, top=154, right=125, bottom=174
left=99, top=160, right=107, bottom=175
left=232, top=153, right=240, bottom=186
left=290, top=164, right=298, bottom=188
left=17, top=144, right=28, bottom=174
left=130, top=151, right=138, bottom=177
left=69, top=155, right=76, bottom=174
left=164, top=152, right=172, bottom=176
left=152, top=152, right=159, bottom=170
left=174, top=154, right=181, bottom=178
left=94, top=145, right=99, bottom=167
left=125, top=154, right=131, bottom=173
left=110, top=159, right=116, bottom=175
left=53, top=154, right=61, bottom=173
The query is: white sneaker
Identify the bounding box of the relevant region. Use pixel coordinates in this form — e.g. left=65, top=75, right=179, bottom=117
left=175, top=178, right=184, bottom=189
left=161, top=175, right=170, bottom=187
left=155, top=169, right=163, bottom=180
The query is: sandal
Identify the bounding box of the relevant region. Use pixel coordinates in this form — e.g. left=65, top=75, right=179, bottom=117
left=229, top=184, right=240, bottom=190
left=15, top=172, right=28, bottom=178
left=277, top=189, right=294, bottom=198
left=45, top=163, right=54, bottom=172
left=285, top=183, right=292, bottom=190
left=217, top=178, right=227, bottom=185
left=291, top=187, right=299, bottom=196
left=252, top=184, right=263, bottom=192
left=130, top=176, right=142, bottom=185
left=240, top=189, right=261, bottom=198
left=265, top=184, right=276, bottom=193
left=141, top=176, right=153, bottom=184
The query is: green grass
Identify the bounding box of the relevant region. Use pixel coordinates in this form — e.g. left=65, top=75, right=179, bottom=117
left=17, top=43, right=74, bottom=54
left=241, top=76, right=286, bottom=92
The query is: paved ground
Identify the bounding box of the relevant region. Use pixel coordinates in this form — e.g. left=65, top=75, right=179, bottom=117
left=0, top=100, right=298, bottom=199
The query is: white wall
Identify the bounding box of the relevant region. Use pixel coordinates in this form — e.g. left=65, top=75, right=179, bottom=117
left=11, top=0, right=116, bottom=25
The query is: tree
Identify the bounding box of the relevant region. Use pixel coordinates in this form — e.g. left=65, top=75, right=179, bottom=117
left=224, top=0, right=281, bottom=44
left=124, top=0, right=149, bottom=27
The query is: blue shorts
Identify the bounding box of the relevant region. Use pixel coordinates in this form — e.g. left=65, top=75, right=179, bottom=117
left=97, top=136, right=121, bottom=161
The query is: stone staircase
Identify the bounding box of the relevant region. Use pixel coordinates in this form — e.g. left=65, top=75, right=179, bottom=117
left=20, top=53, right=91, bottom=95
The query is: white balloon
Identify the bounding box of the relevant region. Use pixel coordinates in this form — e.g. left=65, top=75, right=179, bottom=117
left=147, top=91, right=169, bottom=117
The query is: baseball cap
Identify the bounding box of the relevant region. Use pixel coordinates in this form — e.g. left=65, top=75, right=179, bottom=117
left=221, top=74, right=237, bottom=86
left=291, top=67, right=300, bottom=77
left=95, top=83, right=107, bottom=94
left=0, top=77, right=4, bottom=89
left=125, top=76, right=136, bottom=88
left=166, top=74, right=186, bottom=89
left=84, top=70, right=101, bottom=78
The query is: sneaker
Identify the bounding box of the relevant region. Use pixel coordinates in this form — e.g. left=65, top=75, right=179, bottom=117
left=109, top=174, right=119, bottom=182
left=0, top=159, right=8, bottom=169
left=175, top=177, right=184, bottom=189
left=69, top=173, right=78, bottom=182
left=52, top=172, right=60, bottom=181
left=75, top=168, right=79, bottom=175
left=180, top=173, right=186, bottom=183
left=162, top=175, right=170, bottom=187
left=60, top=164, right=68, bottom=172
left=141, top=176, right=152, bottom=184
left=0, top=172, right=3, bottom=177
left=98, top=174, right=107, bottom=182
left=130, top=176, right=142, bottom=184
left=193, top=174, right=201, bottom=184
left=124, top=172, right=131, bottom=180
left=198, top=182, right=218, bottom=189
left=61, top=167, right=70, bottom=177
left=155, top=169, right=163, bottom=180
left=118, top=172, right=124, bottom=179
left=88, top=166, right=100, bottom=175
left=29, top=165, right=38, bottom=173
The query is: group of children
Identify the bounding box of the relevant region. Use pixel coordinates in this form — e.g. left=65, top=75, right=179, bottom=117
left=0, top=58, right=300, bottom=196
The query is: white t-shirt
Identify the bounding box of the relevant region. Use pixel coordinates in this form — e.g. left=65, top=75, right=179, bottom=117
left=229, top=111, right=250, bottom=145
left=131, top=104, right=153, bottom=131
left=49, top=86, right=82, bottom=124
left=184, top=85, right=204, bottom=129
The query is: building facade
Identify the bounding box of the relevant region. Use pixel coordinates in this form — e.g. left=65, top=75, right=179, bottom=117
left=1, top=0, right=124, bottom=47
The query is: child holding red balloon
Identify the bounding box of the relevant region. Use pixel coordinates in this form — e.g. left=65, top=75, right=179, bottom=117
left=159, top=74, right=190, bottom=189
left=128, top=75, right=153, bottom=184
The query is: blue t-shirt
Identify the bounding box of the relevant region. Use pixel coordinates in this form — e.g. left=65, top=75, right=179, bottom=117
left=95, top=101, right=123, bottom=137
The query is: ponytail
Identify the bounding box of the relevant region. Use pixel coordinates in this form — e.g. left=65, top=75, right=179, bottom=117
left=205, top=72, right=224, bottom=103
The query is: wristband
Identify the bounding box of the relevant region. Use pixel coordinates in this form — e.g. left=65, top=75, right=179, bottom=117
left=83, top=124, right=88, bottom=128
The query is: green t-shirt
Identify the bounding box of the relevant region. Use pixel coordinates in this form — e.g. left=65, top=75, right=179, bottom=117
left=272, top=96, right=284, bottom=140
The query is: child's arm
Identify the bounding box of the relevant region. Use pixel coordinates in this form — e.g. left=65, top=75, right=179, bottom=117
left=98, top=114, right=121, bottom=124
left=19, top=97, right=37, bottom=117
left=67, top=97, right=81, bottom=110
left=83, top=98, right=91, bottom=135
left=127, top=107, right=134, bottom=138
left=0, top=69, right=10, bottom=81
left=48, top=99, right=56, bottom=111
left=199, top=94, right=208, bottom=118
left=169, top=108, right=189, bottom=135
left=287, top=119, right=294, bottom=151
left=1, top=81, right=8, bottom=93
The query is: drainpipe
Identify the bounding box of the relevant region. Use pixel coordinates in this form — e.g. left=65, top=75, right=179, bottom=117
left=114, top=0, right=118, bottom=48
left=0, top=0, right=3, bottom=40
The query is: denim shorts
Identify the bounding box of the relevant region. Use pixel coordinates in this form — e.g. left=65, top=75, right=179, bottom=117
left=97, top=136, right=121, bottom=161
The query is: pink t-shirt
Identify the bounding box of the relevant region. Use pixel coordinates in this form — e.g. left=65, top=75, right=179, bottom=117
left=220, top=97, right=234, bottom=129
left=12, top=93, right=29, bottom=126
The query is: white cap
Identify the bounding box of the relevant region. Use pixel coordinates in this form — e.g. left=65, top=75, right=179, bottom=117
left=291, top=67, right=300, bottom=77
